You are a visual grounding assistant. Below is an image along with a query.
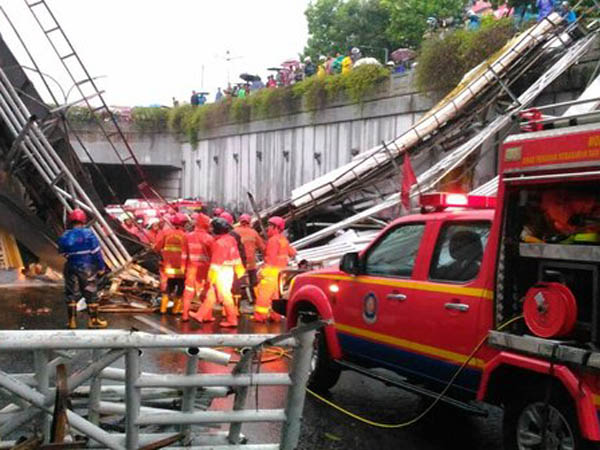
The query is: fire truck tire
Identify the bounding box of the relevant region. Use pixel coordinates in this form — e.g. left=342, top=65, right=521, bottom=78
left=503, top=388, right=591, bottom=450
left=308, top=330, right=341, bottom=393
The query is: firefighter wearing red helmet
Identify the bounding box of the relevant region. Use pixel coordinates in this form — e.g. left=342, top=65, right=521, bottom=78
left=254, top=216, right=296, bottom=322
left=154, top=212, right=189, bottom=314
left=58, top=208, right=108, bottom=329
left=234, top=213, right=265, bottom=301
left=182, top=213, right=214, bottom=321
left=190, top=217, right=245, bottom=327
left=212, top=207, right=224, bottom=218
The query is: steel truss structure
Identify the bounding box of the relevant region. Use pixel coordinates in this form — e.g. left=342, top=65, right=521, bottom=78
left=291, top=28, right=599, bottom=252
left=0, top=325, right=318, bottom=449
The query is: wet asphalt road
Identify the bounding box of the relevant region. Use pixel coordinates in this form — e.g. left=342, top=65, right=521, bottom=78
left=0, top=286, right=504, bottom=449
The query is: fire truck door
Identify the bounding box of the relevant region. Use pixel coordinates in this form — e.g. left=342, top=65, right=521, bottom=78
left=333, top=222, right=428, bottom=372
left=414, top=220, right=491, bottom=395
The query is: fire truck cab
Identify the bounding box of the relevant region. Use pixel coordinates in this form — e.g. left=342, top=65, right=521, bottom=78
left=282, top=122, right=600, bottom=449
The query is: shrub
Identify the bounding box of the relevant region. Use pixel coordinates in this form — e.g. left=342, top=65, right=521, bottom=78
left=343, top=64, right=390, bottom=103
left=66, top=106, right=98, bottom=123
left=415, top=18, right=516, bottom=96
left=131, top=107, right=168, bottom=132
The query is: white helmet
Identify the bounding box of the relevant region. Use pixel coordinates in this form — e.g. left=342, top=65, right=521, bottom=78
left=351, top=47, right=360, bottom=55
left=319, top=55, right=326, bottom=61
left=304, top=56, right=312, bottom=63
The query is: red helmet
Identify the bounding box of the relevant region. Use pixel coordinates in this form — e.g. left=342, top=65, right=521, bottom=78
left=196, top=213, right=211, bottom=230
left=239, top=213, right=251, bottom=224
left=172, top=213, right=188, bottom=226
left=213, top=207, right=224, bottom=217
left=68, top=208, right=87, bottom=224
left=220, top=211, right=234, bottom=225
left=268, top=216, right=285, bottom=232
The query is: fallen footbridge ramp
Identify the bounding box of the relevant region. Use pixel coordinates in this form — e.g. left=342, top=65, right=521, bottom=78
left=0, top=322, right=321, bottom=449
left=291, top=30, right=599, bottom=252
left=262, top=13, right=571, bottom=225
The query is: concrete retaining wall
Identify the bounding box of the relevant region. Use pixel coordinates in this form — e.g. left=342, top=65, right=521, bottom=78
left=182, top=74, right=436, bottom=211
left=70, top=70, right=586, bottom=208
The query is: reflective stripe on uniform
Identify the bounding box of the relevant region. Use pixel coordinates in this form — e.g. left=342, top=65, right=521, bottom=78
left=185, top=285, right=195, bottom=292
left=164, top=245, right=182, bottom=252
left=189, top=255, right=210, bottom=262
left=165, top=268, right=184, bottom=275
left=255, top=305, right=270, bottom=314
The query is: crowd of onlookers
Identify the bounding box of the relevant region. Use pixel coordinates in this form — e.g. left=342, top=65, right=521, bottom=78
left=184, top=46, right=374, bottom=106
left=464, top=0, right=576, bottom=30
left=180, top=0, right=578, bottom=107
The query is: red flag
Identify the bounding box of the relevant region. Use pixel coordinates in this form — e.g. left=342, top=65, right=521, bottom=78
left=401, top=152, right=417, bottom=210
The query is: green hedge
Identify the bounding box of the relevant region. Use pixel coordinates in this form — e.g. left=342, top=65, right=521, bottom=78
left=168, top=64, right=390, bottom=146
left=415, top=17, right=516, bottom=96
left=65, top=65, right=389, bottom=145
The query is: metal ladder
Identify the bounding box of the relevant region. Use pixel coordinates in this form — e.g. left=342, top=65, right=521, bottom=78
left=24, top=0, right=164, bottom=204
left=0, top=234, right=8, bottom=270
left=0, top=65, right=130, bottom=270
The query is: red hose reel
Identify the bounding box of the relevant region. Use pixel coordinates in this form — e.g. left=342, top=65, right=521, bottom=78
left=523, top=282, right=577, bottom=338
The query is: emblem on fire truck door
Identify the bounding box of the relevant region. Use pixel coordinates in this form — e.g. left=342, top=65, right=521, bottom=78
left=363, top=293, right=378, bottom=324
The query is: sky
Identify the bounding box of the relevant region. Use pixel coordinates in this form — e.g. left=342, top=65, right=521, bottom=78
left=0, top=1, right=311, bottom=107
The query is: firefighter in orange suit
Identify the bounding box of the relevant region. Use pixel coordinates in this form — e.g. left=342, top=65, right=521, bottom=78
left=154, top=212, right=188, bottom=314
left=234, top=214, right=265, bottom=301
left=189, top=217, right=245, bottom=327
left=254, top=216, right=296, bottom=322
left=182, top=213, right=214, bottom=321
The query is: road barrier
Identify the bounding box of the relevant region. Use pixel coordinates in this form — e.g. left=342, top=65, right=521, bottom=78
left=0, top=323, right=320, bottom=449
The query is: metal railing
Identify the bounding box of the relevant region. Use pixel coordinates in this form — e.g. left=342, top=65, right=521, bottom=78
left=0, top=324, right=319, bottom=449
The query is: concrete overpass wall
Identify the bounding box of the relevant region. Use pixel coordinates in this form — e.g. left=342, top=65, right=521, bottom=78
left=69, top=122, right=182, bottom=200
left=69, top=72, right=584, bottom=209
left=182, top=74, right=436, bottom=211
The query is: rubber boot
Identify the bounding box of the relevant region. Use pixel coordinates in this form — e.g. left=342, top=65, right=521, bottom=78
left=159, top=294, right=169, bottom=314
left=172, top=297, right=183, bottom=315
left=219, top=305, right=238, bottom=328
left=87, top=304, right=108, bottom=329
left=182, top=296, right=191, bottom=322
left=269, top=311, right=283, bottom=323
left=252, top=312, right=267, bottom=323
left=67, top=302, right=77, bottom=329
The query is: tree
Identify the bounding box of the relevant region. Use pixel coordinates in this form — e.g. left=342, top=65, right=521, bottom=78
left=303, top=0, right=394, bottom=61
left=382, top=0, right=467, bottom=49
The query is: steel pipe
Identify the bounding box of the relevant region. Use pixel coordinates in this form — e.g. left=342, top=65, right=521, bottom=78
left=0, top=369, right=124, bottom=450
left=98, top=400, right=182, bottom=416
left=0, top=330, right=293, bottom=350
left=136, top=409, right=286, bottom=426
left=281, top=323, right=316, bottom=450
left=33, top=350, right=50, bottom=442
left=136, top=373, right=291, bottom=388
left=68, top=348, right=126, bottom=391
left=181, top=349, right=200, bottom=443
left=125, top=348, right=141, bottom=449
left=88, top=349, right=103, bottom=426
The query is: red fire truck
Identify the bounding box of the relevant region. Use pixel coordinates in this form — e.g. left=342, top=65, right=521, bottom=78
left=279, top=122, right=600, bottom=449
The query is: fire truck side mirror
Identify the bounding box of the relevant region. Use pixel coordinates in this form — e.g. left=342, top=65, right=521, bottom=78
left=340, top=252, right=360, bottom=275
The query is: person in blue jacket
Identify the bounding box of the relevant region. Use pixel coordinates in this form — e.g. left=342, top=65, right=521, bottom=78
left=559, top=1, right=576, bottom=23
left=58, top=208, right=108, bottom=329
left=537, top=0, right=554, bottom=21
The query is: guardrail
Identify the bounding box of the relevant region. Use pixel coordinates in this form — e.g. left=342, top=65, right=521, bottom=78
left=0, top=323, right=320, bottom=449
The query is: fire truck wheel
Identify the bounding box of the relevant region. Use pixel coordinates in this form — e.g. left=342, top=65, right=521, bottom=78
left=308, top=329, right=341, bottom=393
left=503, top=389, right=590, bottom=450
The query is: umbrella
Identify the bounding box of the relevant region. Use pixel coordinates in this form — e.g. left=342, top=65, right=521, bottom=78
left=472, top=0, right=492, bottom=14
left=353, top=57, right=382, bottom=67
left=391, top=48, right=416, bottom=63
left=267, top=67, right=283, bottom=72
left=239, top=73, right=260, bottom=82
left=494, top=3, right=514, bottom=19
